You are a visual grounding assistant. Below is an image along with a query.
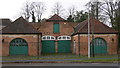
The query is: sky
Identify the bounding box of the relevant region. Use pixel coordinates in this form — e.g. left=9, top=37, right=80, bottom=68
left=0, top=0, right=90, bottom=21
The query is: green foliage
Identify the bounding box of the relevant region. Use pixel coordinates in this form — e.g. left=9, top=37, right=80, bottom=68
left=67, top=11, right=88, bottom=23
left=67, top=15, right=74, bottom=22
left=74, top=11, right=88, bottom=22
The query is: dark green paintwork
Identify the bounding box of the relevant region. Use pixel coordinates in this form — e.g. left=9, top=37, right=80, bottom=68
left=58, top=40, right=71, bottom=53
left=42, top=40, right=55, bottom=53
left=53, top=23, right=60, bottom=33
left=90, top=38, right=107, bottom=54
left=10, top=38, right=28, bottom=55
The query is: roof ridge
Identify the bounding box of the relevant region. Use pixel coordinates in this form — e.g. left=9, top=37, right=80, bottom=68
left=2, top=17, right=25, bottom=31
left=75, top=19, right=89, bottom=33
left=47, top=14, right=65, bottom=21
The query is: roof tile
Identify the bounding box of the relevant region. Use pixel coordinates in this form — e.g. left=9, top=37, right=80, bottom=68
left=74, top=18, right=118, bottom=34
left=2, top=17, right=40, bottom=34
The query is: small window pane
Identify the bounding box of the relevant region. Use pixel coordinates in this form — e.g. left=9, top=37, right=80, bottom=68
left=51, top=37, right=54, bottom=39
left=63, top=37, right=66, bottom=39
left=59, top=37, right=62, bottom=39
left=67, top=37, right=70, bottom=39
left=43, top=37, right=46, bottom=39
left=47, top=36, right=50, bottom=39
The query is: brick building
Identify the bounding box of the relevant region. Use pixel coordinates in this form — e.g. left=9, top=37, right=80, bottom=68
left=72, top=18, right=118, bottom=55
left=1, top=17, right=42, bottom=56
left=0, top=14, right=118, bottom=56
left=32, top=14, right=77, bottom=53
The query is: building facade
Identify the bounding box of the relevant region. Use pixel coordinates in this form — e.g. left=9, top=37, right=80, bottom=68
left=72, top=18, right=118, bottom=55
left=32, top=14, right=76, bottom=53
left=0, top=14, right=118, bottom=56
left=1, top=17, right=42, bottom=56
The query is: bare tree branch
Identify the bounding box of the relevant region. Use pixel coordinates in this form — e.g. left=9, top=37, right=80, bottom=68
left=52, top=2, right=65, bottom=16
left=21, top=1, right=33, bottom=22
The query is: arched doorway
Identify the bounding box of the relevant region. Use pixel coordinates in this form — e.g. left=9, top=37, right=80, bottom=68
left=90, top=38, right=107, bottom=55
left=58, top=36, right=71, bottom=53
left=42, top=35, right=56, bottom=53
left=9, top=38, right=28, bottom=55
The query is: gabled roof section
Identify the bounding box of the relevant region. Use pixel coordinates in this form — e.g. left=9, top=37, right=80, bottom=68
left=73, top=18, right=118, bottom=35
left=46, top=14, right=66, bottom=22
left=2, top=17, right=40, bottom=34
left=0, top=19, right=12, bottom=26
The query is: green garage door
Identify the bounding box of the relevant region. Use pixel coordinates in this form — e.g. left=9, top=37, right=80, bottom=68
left=42, top=36, right=55, bottom=53
left=10, top=38, right=28, bottom=55
left=58, top=36, right=71, bottom=53
left=90, top=38, right=107, bottom=55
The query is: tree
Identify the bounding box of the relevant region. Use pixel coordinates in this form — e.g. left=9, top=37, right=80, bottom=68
left=85, top=1, right=103, bottom=21
left=67, top=10, right=88, bottom=22
left=68, top=5, right=76, bottom=17
left=21, top=1, right=46, bottom=22
left=32, top=2, right=46, bottom=22
left=114, top=1, right=120, bottom=49
left=52, top=2, right=65, bottom=16
left=67, top=5, right=76, bottom=22
left=74, top=11, right=88, bottom=22
left=85, top=0, right=120, bottom=50
left=99, top=0, right=120, bottom=28
left=67, top=15, right=74, bottom=22
left=31, top=11, right=35, bottom=22
left=21, top=1, right=33, bottom=22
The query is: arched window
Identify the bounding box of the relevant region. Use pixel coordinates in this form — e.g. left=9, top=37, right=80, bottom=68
left=10, top=38, right=28, bottom=46
left=42, top=35, right=55, bottom=40
left=90, top=37, right=107, bottom=54
left=91, top=38, right=107, bottom=46
left=57, top=36, right=71, bottom=40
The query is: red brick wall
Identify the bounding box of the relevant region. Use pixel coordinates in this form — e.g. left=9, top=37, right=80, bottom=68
left=38, top=22, right=74, bottom=53
left=38, top=22, right=74, bottom=37
left=72, top=35, right=79, bottom=55
left=72, top=34, right=118, bottom=55
left=1, top=34, right=41, bottom=56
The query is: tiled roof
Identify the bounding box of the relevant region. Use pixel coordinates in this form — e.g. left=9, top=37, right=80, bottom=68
left=68, top=22, right=79, bottom=28
left=0, top=19, right=12, bottom=26
left=73, top=18, right=118, bottom=35
left=46, top=14, right=65, bottom=22
left=2, top=17, right=40, bottom=34
left=30, top=23, right=42, bottom=31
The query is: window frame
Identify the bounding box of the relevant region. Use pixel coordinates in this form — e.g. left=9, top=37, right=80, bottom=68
left=57, top=36, right=71, bottom=40
left=42, top=35, right=56, bottom=40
